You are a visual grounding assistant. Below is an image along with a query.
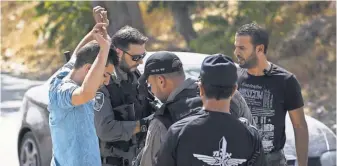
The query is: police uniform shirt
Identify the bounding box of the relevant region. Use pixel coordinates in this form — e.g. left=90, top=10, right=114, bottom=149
left=155, top=110, right=265, bottom=166
left=93, top=66, right=153, bottom=165
left=94, top=68, right=139, bottom=143
left=94, top=85, right=137, bottom=142
left=237, top=63, right=304, bottom=154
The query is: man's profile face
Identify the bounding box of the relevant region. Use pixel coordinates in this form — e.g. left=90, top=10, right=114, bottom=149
left=147, top=75, right=168, bottom=102
left=234, top=35, right=258, bottom=69
left=119, top=44, right=146, bottom=72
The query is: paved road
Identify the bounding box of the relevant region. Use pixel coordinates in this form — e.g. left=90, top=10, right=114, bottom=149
left=0, top=73, right=44, bottom=166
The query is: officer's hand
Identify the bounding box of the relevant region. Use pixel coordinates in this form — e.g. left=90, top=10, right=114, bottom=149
left=139, top=114, right=154, bottom=133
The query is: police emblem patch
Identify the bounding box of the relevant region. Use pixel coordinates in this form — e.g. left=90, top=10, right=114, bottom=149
left=94, top=92, right=104, bottom=111
left=193, top=136, right=247, bottom=166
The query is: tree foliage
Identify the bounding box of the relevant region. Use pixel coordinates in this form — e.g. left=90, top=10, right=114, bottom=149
left=146, top=1, right=196, bottom=13
left=190, top=1, right=282, bottom=57
left=189, top=1, right=334, bottom=58
left=146, top=1, right=198, bottom=45
left=92, top=1, right=146, bottom=35
left=33, top=1, right=335, bottom=57
left=34, top=1, right=93, bottom=52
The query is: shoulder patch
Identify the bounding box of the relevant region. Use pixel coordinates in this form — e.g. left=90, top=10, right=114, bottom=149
left=94, top=92, right=104, bottom=111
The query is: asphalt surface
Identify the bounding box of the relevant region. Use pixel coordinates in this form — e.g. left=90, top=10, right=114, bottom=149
left=0, top=73, right=44, bottom=166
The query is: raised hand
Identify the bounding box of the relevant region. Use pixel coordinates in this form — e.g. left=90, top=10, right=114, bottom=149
left=93, top=6, right=109, bottom=26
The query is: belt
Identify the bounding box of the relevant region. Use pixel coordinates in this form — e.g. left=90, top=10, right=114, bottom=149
left=101, top=156, right=129, bottom=166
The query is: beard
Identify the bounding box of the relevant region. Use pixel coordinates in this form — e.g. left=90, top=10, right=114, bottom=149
left=119, top=54, right=138, bottom=73
left=237, top=51, right=258, bottom=69
left=119, top=54, right=132, bottom=73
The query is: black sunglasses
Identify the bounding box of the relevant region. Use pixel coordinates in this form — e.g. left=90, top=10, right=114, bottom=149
left=118, top=48, right=146, bottom=61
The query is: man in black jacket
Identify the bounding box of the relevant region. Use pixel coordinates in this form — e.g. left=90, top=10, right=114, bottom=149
left=136, top=51, right=255, bottom=166
left=155, top=54, right=266, bottom=166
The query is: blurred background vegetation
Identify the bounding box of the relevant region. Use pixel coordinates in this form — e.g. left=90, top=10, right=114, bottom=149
left=1, top=1, right=336, bottom=131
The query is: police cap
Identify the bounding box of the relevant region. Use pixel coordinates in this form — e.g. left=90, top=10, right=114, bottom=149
left=139, top=51, right=183, bottom=84
left=199, top=54, right=237, bottom=87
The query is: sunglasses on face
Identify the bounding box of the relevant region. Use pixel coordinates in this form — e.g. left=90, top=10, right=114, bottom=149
left=118, top=48, right=146, bottom=61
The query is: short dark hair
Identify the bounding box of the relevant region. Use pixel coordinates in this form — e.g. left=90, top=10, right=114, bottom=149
left=111, top=25, right=148, bottom=50
left=155, top=68, right=185, bottom=80
left=236, top=23, right=269, bottom=54
left=201, top=83, right=235, bottom=100
left=74, top=42, right=118, bottom=69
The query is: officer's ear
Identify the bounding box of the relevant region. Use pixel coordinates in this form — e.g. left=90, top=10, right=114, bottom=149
left=83, top=64, right=92, bottom=73
left=198, top=82, right=205, bottom=97
left=230, top=84, right=238, bottom=97
left=157, top=75, right=166, bottom=88
left=115, top=48, right=123, bottom=60
left=255, top=44, right=264, bottom=55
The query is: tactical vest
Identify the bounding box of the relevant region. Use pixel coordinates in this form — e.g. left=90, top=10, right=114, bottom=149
left=104, top=69, right=153, bottom=152
left=154, top=85, right=202, bottom=129
left=155, top=90, right=241, bottom=130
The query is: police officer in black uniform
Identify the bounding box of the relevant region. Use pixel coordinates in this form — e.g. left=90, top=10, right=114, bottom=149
left=155, top=54, right=266, bottom=166
left=136, top=51, right=255, bottom=166
left=93, top=24, right=155, bottom=166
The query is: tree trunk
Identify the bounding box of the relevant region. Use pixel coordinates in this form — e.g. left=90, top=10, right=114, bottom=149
left=169, top=2, right=197, bottom=44
left=91, top=1, right=146, bottom=36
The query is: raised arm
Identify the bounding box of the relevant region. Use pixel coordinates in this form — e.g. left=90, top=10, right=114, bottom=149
left=72, top=6, right=110, bottom=57
left=93, top=6, right=111, bottom=43
left=71, top=23, right=110, bottom=106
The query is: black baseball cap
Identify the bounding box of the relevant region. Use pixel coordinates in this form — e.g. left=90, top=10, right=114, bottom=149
left=138, top=51, right=183, bottom=84
left=199, top=54, right=237, bottom=87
